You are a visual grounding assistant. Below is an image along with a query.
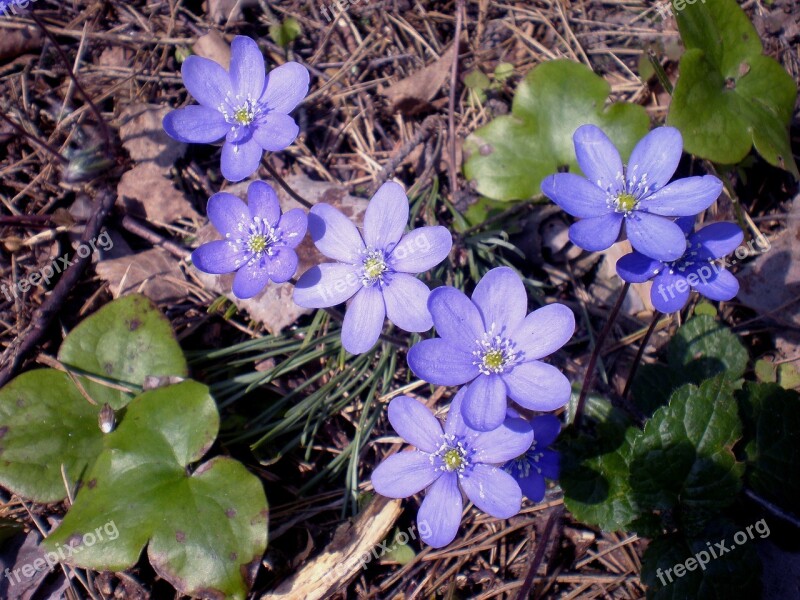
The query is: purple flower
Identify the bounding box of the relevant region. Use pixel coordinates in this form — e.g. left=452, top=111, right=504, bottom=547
left=163, top=36, right=309, bottom=182
left=371, top=391, right=534, bottom=548
left=541, top=125, right=723, bottom=262
left=191, top=180, right=308, bottom=299
left=407, top=267, right=574, bottom=432
left=616, top=217, right=743, bottom=313
left=292, top=182, right=452, bottom=354
left=503, top=413, right=560, bottom=503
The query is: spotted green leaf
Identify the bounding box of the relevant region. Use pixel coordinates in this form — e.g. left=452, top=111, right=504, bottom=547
left=44, top=381, right=268, bottom=600
left=58, top=294, right=187, bottom=410
left=668, top=0, right=798, bottom=177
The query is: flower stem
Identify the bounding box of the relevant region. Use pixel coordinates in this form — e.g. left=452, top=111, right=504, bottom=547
left=514, top=504, right=563, bottom=600
left=261, top=158, right=313, bottom=209
left=622, top=310, right=661, bottom=400
left=573, top=282, right=630, bottom=427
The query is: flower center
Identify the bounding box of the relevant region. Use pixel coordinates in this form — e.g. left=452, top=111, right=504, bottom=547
left=364, top=256, right=386, bottom=279
left=506, top=443, right=543, bottom=479
left=431, top=434, right=473, bottom=476
left=472, top=326, right=520, bottom=375
left=360, top=249, right=389, bottom=285
left=483, top=349, right=505, bottom=371
left=234, top=105, right=255, bottom=125
left=663, top=241, right=703, bottom=275
left=219, top=93, right=261, bottom=128
left=615, top=192, right=638, bottom=214
left=604, top=167, right=652, bottom=216
left=228, top=216, right=280, bottom=268
left=247, top=233, right=269, bottom=253
left=443, top=449, right=463, bottom=471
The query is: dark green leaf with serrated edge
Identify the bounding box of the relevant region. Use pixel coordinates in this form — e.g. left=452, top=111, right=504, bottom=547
left=44, top=381, right=267, bottom=600
left=641, top=519, right=761, bottom=600
left=633, top=316, right=746, bottom=416
left=631, top=363, right=682, bottom=418
left=58, top=294, right=187, bottom=410
left=736, top=382, right=800, bottom=514
left=560, top=395, right=640, bottom=531
left=667, top=315, right=747, bottom=384
left=0, top=369, right=104, bottom=503
left=668, top=0, right=798, bottom=177
left=463, top=59, right=649, bottom=201
left=630, top=376, right=744, bottom=534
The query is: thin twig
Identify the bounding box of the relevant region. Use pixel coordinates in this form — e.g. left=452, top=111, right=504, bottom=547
left=120, top=215, right=190, bottom=260
left=262, top=158, right=314, bottom=209
left=372, top=115, right=441, bottom=194
left=745, top=489, right=800, bottom=529
left=29, top=12, right=115, bottom=155
left=0, top=111, right=69, bottom=165
left=0, top=190, right=117, bottom=387
left=622, top=310, right=660, bottom=399
left=514, top=505, right=564, bottom=600
left=573, top=282, right=630, bottom=427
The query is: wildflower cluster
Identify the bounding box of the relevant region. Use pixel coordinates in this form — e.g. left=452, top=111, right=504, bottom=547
left=542, top=124, right=742, bottom=313
left=165, top=35, right=570, bottom=549
left=373, top=266, right=571, bottom=546
left=164, top=38, right=743, bottom=553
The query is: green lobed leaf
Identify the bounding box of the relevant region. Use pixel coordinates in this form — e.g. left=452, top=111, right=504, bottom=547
left=630, top=376, right=744, bottom=534
left=464, top=70, right=490, bottom=91
left=736, top=382, right=800, bottom=514
left=58, top=294, right=187, bottom=410
left=44, top=381, right=267, bottom=600
left=666, top=315, right=747, bottom=385
left=641, top=520, right=761, bottom=600
left=668, top=0, right=798, bottom=177
left=633, top=315, right=747, bottom=416
left=560, top=395, right=640, bottom=531
left=463, top=59, right=650, bottom=201
left=269, top=17, right=302, bottom=48
left=0, top=369, right=104, bottom=503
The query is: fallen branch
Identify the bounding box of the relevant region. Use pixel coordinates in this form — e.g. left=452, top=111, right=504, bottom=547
left=261, top=495, right=402, bottom=600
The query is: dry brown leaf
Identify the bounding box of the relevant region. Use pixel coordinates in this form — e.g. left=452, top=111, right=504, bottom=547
left=0, top=25, right=42, bottom=63
left=119, top=104, right=186, bottom=168
left=193, top=30, right=231, bottom=69
left=192, top=174, right=370, bottom=334
left=380, top=43, right=457, bottom=115
left=205, top=0, right=259, bottom=23
left=736, top=195, right=800, bottom=358
left=96, top=247, right=188, bottom=303
left=97, top=45, right=134, bottom=68
left=590, top=240, right=653, bottom=316
left=117, top=163, right=199, bottom=224
left=117, top=105, right=196, bottom=224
